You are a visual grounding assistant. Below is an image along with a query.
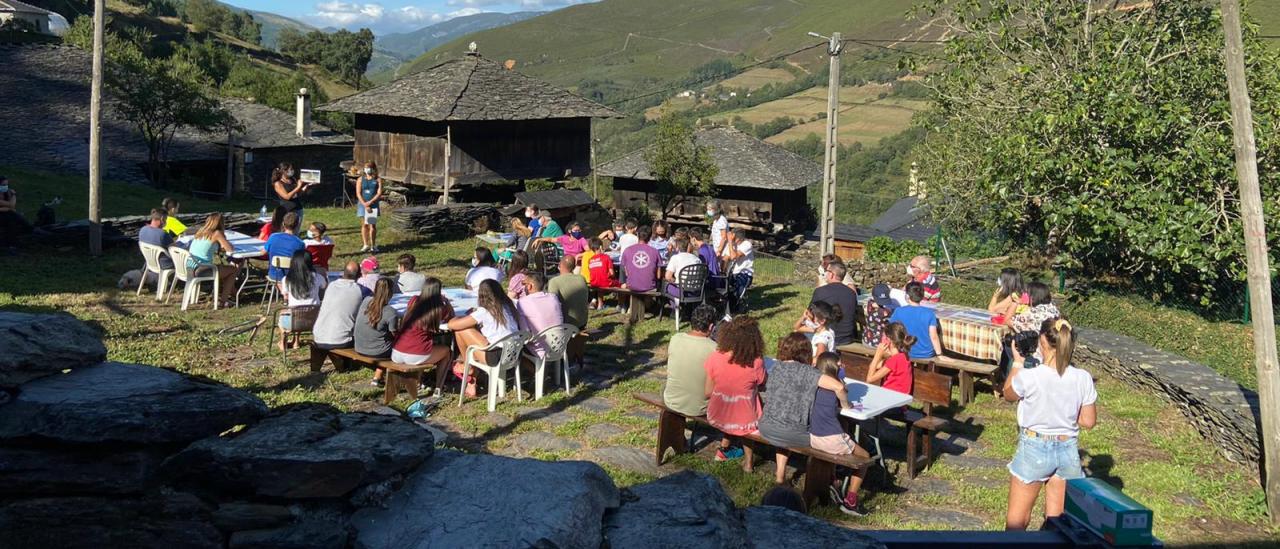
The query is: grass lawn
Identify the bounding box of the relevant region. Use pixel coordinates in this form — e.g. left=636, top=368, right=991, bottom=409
left=0, top=165, right=259, bottom=221
left=2, top=198, right=1275, bottom=545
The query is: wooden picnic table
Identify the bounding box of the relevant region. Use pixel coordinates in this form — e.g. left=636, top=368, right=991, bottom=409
left=860, top=295, right=1004, bottom=362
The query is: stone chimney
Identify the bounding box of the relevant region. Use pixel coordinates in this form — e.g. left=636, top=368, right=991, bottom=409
left=296, top=88, right=311, bottom=138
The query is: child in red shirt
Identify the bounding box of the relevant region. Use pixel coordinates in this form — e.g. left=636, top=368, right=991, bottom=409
left=867, top=321, right=916, bottom=395
left=586, top=238, right=617, bottom=289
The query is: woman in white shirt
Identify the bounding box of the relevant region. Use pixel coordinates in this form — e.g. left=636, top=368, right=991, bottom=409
left=1002, top=317, right=1098, bottom=530
left=447, top=278, right=519, bottom=398
left=465, top=246, right=505, bottom=290
left=277, top=248, right=327, bottom=350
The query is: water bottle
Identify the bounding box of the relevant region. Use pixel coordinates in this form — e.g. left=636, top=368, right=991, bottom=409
left=260, top=204, right=268, bottom=219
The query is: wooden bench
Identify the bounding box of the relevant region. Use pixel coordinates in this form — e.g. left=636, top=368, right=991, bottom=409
left=835, top=345, right=954, bottom=479
left=634, top=393, right=873, bottom=508
left=597, top=287, right=664, bottom=324
left=837, top=343, right=997, bottom=405
left=309, top=345, right=436, bottom=405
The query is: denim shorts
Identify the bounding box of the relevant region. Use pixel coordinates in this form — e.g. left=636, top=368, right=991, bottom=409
left=1007, top=433, right=1084, bottom=483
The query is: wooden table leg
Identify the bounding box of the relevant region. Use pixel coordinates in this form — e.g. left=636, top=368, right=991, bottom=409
left=655, top=410, right=688, bottom=466
left=804, top=458, right=836, bottom=508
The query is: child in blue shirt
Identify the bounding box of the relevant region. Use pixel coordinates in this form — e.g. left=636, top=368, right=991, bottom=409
left=888, top=281, right=942, bottom=360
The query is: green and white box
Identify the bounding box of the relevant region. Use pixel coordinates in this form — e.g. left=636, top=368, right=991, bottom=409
left=1065, top=478, right=1154, bottom=546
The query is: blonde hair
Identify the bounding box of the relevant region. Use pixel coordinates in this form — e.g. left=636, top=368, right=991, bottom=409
left=1040, top=317, right=1075, bottom=375
left=194, top=212, right=225, bottom=240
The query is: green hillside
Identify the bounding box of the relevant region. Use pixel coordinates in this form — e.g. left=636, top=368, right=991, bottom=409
left=241, top=8, right=315, bottom=49
left=403, top=0, right=926, bottom=91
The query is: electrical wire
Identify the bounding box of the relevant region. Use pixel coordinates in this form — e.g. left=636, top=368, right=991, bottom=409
left=603, top=41, right=828, bottom=106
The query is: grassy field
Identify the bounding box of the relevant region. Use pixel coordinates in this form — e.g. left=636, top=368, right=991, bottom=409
left=704, top=83, right=928, bottom=147
left=711, top=67, right=797, bottom=91
left=2, top=165, right=1274, bottom=545
left=0, top=165, right=259, bottom=221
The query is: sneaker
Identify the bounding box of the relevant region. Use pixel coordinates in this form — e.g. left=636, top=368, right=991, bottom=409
left=371, top=246, right=380, bottom=253
left=829, top=484, right=844, bottom=505
left=360, top=245, right=370, bottom=252
left=715, top=447, right=744, bottom=461
left=839, top=493, right=868, bottom=517
left=370, top=379, right=384, bottom=387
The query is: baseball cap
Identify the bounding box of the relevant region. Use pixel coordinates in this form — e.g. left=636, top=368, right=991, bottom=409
left=872, top=283, right=899, bottom=310
left=360, top=256, right=379, bottom=272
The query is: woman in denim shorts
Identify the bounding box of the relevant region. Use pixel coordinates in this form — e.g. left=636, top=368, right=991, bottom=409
left=1001, top=317, right=1098, bottom=530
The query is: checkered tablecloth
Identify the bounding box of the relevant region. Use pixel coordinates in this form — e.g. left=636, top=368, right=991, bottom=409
left=932, top=303, right=1003, bottom=362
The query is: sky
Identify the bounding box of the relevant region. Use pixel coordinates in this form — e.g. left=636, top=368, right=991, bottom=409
left=221, top=0, right=594, bottom=35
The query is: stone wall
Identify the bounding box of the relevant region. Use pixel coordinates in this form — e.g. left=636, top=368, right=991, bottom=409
left=1074, top=327, right=1261, bottom=467
left=0, top=312, right=886, bottom=549
left=790, top=242, right=911, bottom=289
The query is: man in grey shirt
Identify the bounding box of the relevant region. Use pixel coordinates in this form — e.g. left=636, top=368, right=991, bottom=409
left=138, top=209, right=174, bottom=269
left=309, top=262, right=365, bottom=371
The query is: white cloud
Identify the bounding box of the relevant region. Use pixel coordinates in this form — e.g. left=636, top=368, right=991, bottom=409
left=447, top=0, right=596, bottom=9
left=307, top=2, right=454, bottom=33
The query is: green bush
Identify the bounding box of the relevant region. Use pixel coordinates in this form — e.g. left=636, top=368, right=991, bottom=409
left=864, top=236, right=926, bottom=263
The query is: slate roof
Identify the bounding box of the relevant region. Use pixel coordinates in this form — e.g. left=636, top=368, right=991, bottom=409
left=832, top=196, right=937, bottom=244
left=217, top=98, right=352, bottom=149
left=513, top=188, right=596, bottom=210
left=596, top=126, right=821, bottom=191
left=318, top=54, right=620, bottom=121
left=0, top=0, right=54, bottom=15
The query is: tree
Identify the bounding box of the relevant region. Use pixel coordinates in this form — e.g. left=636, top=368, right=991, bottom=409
left=642, top=116, right=718, bottom=220
left=277, top=28, right=373, bottom=89
left=914, top=0, right=1280, bottom=303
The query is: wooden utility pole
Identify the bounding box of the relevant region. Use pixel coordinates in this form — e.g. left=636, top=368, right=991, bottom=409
left=443, top=125, right=452, bottom=205
left=88, top=0, right=105, bottom=256
left=1220, top=0, right=1280, bottom=522
left=811, top=31, right=843, bottom=255
left=591, top=126, right=599, bottom=201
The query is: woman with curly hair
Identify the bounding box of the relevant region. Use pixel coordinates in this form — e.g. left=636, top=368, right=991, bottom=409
left=703, top=315, right=766, bottom=470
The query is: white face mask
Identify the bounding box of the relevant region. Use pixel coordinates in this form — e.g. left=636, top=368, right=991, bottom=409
left=471, top=258, right=479, bottom=267
left=526, top=210, right=535, bottom=219
left=306, top=230, right=316, bottom=239
left=906, top=265, right=915, bottom=276
left=706, top=210, right=715, bottom=217
left=287, top=170, right=295, bottom=177
left=364, top=168, right=373, bottom=175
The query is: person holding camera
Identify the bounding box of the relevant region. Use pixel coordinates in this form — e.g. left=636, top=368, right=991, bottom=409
left=1002, top=317, right=1097, bottom=531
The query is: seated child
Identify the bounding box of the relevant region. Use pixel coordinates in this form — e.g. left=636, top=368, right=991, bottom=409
left=810, top=351, right=872, bottom=516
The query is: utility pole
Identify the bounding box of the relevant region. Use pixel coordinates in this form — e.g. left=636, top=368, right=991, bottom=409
left=808, top=31, right=842, bottom=255
left=1220, top=0, right=1280, bottom=523
left=88, top=0, right=105, bottom=256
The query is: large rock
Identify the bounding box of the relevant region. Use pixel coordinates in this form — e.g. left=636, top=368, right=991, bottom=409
left=228, top=517, right=350, bottom=549
left=0, top=490, right=222, bottom=549
left=163, top=404, right=434, bottom=499
left=0, top=312, right=105, bottom=386
left=0, top=362, right=267, bottom=445
left=352, top=450, right=620, bottom=549
left=744, top=506, right=886, bottom=549
left=604, top=470, right=747, bottom=548
left=0, top=445, right=165, bottom=496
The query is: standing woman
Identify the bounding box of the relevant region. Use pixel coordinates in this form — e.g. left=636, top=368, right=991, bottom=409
left=186, top=213, right=240, bottom=307
left=272, top=163, right=309, bottom=226
left=356, top=162, right=384, bottom=253
left=1003, top=318, right=1097, bottom=530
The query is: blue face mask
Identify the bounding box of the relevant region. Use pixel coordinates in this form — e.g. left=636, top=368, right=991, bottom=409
left=0, top=185, right=8, bottom=193
left=570, top=230, right=582, bottom=238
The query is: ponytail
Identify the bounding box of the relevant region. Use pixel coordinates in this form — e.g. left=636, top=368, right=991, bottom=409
left=1040, top=317, right=1075, bottom=375
left=884, top=322, right=916, bottom=356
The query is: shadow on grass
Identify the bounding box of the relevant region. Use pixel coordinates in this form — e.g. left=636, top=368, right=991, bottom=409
left=747, top=282, right=801, bottom=313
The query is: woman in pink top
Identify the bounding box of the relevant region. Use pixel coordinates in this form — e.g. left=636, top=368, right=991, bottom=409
left=704, top=315, right=766, bottom=472
left=556, top=222, right=589, bottom=258
left=506, top=250, right=530, bottom=300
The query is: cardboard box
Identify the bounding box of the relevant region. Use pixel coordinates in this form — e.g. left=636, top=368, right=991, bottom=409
left=1065, top=478, right=1154, bottom=546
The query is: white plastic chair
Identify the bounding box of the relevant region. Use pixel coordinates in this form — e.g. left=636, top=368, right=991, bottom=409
left=458, top=330, right=532, bottom=412
left=137, top=242, right=174, bottom=301
left=518, top=323, right=578, bottom=400
left=167, top=246, right=219, bottom=311
left=262, top=255, right=292, bottom=313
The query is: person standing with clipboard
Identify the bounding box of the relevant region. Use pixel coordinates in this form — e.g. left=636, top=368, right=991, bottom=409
left=356, top=162, right=384, bottom=252
left=273, top=163, right=311, bottom=226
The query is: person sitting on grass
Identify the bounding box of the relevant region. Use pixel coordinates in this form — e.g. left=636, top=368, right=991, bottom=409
left=395, top=253, right=425, bottom=294
left=1003, top=318, right=1097, bottom=531
left=888, top=281, right=943, bottom=360
left=357, top=256, right=381, bottom=295
left=506, top=250, right=531, bottom=301
left=310, top=262, right=364, bottom=371
left=465, top=246, right=504, bottom=290
left=265, top=212, right=306, bottom=283
left=447, top=278, right=518, bottom=399
left=757, top=334, right=854, bottom=506
left=662, top=303, right=719, bottom=417
left=516, top=273, right=564, bottom=359
left=392, top=276, right=455, bottom=397
left=357, top=277, right=399, bottom=387
left=809, top=350, right=872, bottom=516
left=866, top=322, right=916, bottom=396
left=549, top=255, right=590, bottom=332
left=703, top=315, right=766, bottom=471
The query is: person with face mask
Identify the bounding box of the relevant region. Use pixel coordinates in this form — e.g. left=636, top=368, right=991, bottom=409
left=465, top=246, right=505, bottom=290
left=706, top=199, right=729, bottom=261
left=536, top=221, right=589, bottom=260
left=509, top=204, right=542, bottom=250
left=0, top=175, right=33, bottom=253
left=905, top=254, right=942, bottom=303
left=356, top=162, right=384, bottom=253
left=272, top=163, right=310, bottom=227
